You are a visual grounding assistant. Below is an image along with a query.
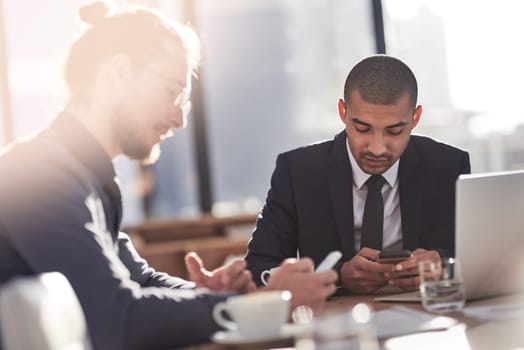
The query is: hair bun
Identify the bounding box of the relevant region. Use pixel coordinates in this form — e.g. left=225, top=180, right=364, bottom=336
left=78, top=1, right=111, bottom=26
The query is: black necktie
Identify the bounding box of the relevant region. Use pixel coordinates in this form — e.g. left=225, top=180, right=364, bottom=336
left=361, top=175, right=386, bottom=250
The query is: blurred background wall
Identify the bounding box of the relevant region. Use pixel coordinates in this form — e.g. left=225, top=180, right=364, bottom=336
left=1, top=0, right=523, bottom=226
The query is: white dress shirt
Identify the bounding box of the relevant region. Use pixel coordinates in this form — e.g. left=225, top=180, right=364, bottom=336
left=346, top=140, right=403, bottom=251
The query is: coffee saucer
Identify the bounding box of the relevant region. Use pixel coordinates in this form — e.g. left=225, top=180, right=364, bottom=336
left=212, top=323, right=309, bottom=345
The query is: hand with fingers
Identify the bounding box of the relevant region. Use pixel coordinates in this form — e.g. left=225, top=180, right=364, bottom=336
left=384, top=248, right=441, bottom=291
left=184, top=251, right=257, bottom=293
left=264, top=258, right=338, bottom=313
left=340, top=247, right=396, bottom=294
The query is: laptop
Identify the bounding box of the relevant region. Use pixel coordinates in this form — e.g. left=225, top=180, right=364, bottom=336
left=376, top=169, right=524, bottom=302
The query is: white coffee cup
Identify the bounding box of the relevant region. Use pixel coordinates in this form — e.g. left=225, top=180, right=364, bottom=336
left=260, top=267, right=279, bottom=286
left=212, top=290, right=291, bottom=337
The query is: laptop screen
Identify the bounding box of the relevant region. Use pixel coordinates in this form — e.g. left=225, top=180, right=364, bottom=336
left=456, top=170, right=524, bottom=300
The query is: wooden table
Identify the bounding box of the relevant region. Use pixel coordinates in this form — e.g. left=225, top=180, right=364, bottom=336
left=184, top=293, right=524, bottom=350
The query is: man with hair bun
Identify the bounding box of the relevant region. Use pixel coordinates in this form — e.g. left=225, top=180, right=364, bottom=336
left=0, top=1, right=337, bottom=349
left=246, top=55, right=470, bottom=294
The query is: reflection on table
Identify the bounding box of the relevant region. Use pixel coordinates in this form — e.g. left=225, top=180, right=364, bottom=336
left=183, top=292, right=524, bottom=350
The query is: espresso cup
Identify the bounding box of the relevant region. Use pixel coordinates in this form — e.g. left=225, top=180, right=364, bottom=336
left=260, top=267, right=279, bottom=286
left=212, top=290, right=291, bottom=337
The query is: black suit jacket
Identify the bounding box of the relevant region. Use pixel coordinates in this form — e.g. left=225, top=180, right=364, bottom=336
left=246, top=131, right=471, bottom=286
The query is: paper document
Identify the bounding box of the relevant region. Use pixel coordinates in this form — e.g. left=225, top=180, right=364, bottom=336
left=462, top=303, right=524, bottom=321
left=374, top=291, right=421, bottom=302
left=374, top=306, right=458, bottom=338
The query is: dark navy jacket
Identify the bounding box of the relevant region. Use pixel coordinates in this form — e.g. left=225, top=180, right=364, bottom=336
left=0, top=114, right=226, bottom=350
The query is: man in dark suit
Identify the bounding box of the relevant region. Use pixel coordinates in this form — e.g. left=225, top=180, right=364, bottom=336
left=246, top=55, right=470, bottom=294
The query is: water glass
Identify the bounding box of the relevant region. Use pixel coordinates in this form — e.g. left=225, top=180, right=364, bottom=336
left=419, top=257, right=466, bottom=313
left=298, top=303, right=378, bottom=350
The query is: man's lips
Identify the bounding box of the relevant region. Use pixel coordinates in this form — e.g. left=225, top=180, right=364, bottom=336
left=154, top=125, right=170, bottom=140
left=362, top=156, right=389, bottom=167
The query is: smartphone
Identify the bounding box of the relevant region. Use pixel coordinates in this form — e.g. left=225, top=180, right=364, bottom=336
left=316, top=250, right=343, bottom=272
left=375, top=250, right=412, bottom=264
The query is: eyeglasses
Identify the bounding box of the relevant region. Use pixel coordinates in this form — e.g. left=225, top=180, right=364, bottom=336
left=144, top=65, right=192, bottom=117
left=174, top=86, right=192, bottom=118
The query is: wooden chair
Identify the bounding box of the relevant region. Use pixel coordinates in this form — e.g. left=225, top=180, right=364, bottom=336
left=124, top=214, right=257, bottom=279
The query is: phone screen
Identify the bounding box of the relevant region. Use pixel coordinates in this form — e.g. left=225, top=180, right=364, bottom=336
left=375, top=250, right=411, bottom=264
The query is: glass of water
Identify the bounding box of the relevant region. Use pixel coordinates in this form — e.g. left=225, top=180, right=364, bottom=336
left=304, top=304, right=378, bottom=350
left=418, top=257, right=466, bottom=313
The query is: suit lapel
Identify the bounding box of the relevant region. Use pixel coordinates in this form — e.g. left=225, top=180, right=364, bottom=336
left=399, top=138, right=423, bottom=250
left=328, top=131, right=355, bottom=257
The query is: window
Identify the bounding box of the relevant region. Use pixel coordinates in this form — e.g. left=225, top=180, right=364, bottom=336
left=383, top=0, right=524, bottom=172
left=11, top=1, right=517, bottom=224
left=195, top=0, right=375, bottom=215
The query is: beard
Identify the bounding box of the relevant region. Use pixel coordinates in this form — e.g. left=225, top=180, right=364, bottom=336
left=356, top=151, right=395, bottom=175
left=141, top=144, right=161, bottom=165
left=119, top=132, right=162, bottom=165
left=112, top=112, right=162, bottom=165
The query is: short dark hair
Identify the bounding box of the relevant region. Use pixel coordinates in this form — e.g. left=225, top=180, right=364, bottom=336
left=343, top=55, right=418, bottom=109
left=65, top=1, right=200, bottom=97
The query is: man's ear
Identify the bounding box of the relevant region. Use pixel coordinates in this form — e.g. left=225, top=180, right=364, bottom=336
left=105, top=53, right=133, bottom=89
left=412, top=105, right=422, bottom=129
left=337, top=98, right=347, bottom=124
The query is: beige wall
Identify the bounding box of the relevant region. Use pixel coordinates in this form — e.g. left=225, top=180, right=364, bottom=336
left=0, top=0, right=12, bottom=146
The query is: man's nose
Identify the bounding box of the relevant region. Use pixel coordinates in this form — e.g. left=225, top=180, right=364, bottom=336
left=367, top=133, right=387, bottom=155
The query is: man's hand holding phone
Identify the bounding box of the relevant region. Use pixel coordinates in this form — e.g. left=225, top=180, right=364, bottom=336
left=339, top=248, right=441, bottom=293
left=340, top=248, right=398, bottom=294
left=383, top=248, right=441, bottom=291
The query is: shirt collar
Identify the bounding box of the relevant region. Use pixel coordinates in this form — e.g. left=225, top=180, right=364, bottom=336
left=51, top=112, right=117, bottom=186
left=345, top=138, right=399, bottom=190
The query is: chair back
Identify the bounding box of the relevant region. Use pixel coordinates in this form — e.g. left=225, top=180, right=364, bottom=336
left=0, top=272, right=92, bottom=350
